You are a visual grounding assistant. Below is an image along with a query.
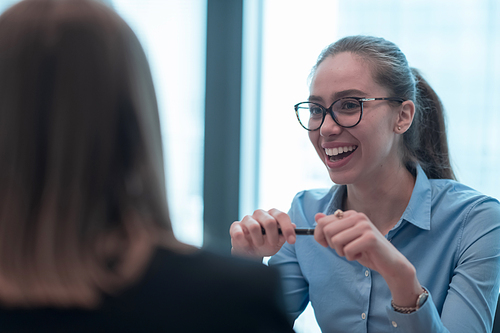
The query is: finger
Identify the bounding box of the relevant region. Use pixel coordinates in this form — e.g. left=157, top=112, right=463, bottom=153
left=268, top=208, right=296, bottom=244
left=243, top=216, right=267, bottom=247
left=314, top=213, right=329, bottom=247
left=316, top=213, right=327, bottom=220
left=230, top=223, right=257, bottom=257
left=316, top=210, right=360, bottom=238
left=342, top=232, right=377, bottom=262
left=314, top=210, right=357, bottom=247
left=230, top=221, right=252, bottom=251
left=325, top=223, right=363, bottom=257
left=252, top=209, right=283, bottom=246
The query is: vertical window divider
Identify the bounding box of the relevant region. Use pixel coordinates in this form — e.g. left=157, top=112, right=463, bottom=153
left=203, top=0, right=243, bottom=254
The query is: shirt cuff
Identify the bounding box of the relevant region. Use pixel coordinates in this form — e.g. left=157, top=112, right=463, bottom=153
left=386, top=290, right=447, bottom=332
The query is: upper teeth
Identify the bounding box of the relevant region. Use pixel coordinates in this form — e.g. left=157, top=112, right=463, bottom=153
left=325, top=146, right=355, bottom=156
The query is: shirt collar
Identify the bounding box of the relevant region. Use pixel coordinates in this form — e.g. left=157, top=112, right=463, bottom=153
left=326, top=185, right=346, bottom=216
left=401, top=164, right=431, bottom=230
left=325, top=164, right=431, bottom=231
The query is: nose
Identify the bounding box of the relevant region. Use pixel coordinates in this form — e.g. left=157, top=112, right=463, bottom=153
left=319, top=111, right=343, bottom=137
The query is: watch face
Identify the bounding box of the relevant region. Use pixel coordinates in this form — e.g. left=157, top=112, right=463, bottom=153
left=417, top=290, right=429, bottom=308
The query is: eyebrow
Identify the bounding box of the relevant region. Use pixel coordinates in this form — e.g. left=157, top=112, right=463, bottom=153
left=308, top=89, right=368, bottom=103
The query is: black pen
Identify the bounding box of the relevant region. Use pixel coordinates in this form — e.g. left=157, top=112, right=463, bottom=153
left=261, top=227, right=315, bottom=236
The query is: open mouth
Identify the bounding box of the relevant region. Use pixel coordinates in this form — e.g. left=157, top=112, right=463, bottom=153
left=325, top=145, right=358, bottom=162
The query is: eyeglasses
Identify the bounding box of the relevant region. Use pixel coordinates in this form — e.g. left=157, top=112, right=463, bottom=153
left=294, top=97, right=405, bottom=131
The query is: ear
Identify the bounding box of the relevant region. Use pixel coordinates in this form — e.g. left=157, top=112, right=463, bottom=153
left=395, top=100, right=415, bottom=133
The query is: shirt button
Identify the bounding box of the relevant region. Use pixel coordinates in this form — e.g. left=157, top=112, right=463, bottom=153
left=392, top=321, right=398, bottom=327
left=365, top=270, right=369, bottom=277
left=361, top=313, right=366, bottom=320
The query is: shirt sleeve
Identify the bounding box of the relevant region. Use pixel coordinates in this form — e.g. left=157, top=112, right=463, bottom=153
left=268, top=193, right=311, bottom=323
left=269, top=242, right=309, bottom=322
left=386, top=198, right=500, bottom=332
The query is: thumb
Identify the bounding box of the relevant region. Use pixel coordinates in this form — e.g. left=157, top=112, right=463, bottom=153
left=313, top=212, right=328, bottom=248
left=315, top=212, right=326, bottom=221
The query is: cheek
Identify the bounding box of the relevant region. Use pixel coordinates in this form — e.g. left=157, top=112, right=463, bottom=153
left=359, top=111, right=395, bottom=140
left=357, top=121, right=396, bottom=158
left=308, top=131, right=323, bottom=155
left=308, top=131, right=319, bottom=146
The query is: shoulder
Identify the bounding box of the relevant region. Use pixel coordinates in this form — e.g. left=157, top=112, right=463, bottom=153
left=188, top=249, right=280, bottom=281
left=429, top=178, right=500, bottom=211
left=146, top=248, right=283, bottom=299
left=104, top=248, right=292, bottom=332
left=150, top=248, right=292, bottom=331
left=428, top=179, right=500, bottom=237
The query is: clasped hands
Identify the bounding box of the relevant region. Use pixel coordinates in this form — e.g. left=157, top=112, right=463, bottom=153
left=230, top=208, right=412, bottom=280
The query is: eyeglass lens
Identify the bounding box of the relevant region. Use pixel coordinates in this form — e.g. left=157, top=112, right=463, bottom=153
left=295, top=98, right=362, bottom=130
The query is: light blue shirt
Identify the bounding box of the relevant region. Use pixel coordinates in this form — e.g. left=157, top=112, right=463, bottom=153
left=269, top=165, right=500, bottom=332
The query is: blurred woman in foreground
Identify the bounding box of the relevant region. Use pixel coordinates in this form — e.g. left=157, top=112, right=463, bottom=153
left=0, top=0, right=293, bottom=332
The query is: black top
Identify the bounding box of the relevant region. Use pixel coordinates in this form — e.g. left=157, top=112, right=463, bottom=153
left=0, top=248, right=294, bottom=332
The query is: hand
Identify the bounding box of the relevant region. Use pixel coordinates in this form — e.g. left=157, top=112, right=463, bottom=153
left=230, top=208, right=296, bottom=258
left=314, top=210, right=422, bottom=306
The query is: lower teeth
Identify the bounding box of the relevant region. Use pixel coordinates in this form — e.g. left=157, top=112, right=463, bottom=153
left=329, top=151, right=353, bottom=162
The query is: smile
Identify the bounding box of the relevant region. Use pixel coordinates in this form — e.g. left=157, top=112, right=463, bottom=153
left=324, top=145, right=358, bottom=162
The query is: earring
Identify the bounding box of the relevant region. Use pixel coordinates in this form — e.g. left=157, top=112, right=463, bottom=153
left=398, top=126, right=401, bottom=131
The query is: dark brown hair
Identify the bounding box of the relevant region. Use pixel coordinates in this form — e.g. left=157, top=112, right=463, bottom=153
left=0, top=0, right=175, bottom=307
left=312, top=35, right=456, bottom=180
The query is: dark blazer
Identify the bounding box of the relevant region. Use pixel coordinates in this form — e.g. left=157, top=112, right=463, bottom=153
left=0, top=248, right=294, bottom=333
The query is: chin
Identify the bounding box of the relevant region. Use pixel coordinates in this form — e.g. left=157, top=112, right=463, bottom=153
left=327, top=169, right=353, bottom=185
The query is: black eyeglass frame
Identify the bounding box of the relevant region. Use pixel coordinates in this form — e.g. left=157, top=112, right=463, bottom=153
left=294, top=97, right=406, bottom=131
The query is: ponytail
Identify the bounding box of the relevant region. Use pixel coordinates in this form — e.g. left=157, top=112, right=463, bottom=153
left=402, top=68, right=456, bottom=180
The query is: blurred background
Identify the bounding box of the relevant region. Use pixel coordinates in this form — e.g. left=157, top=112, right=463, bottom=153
left=1, top=0, right=498, bottom=331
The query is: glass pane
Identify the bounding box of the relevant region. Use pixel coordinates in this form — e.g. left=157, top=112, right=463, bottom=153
left=0, top=0, right=15, bottom=11
left=111, top=0, right=207, bottom=247
left=258, top=0, right=500, bottom=331
left=0, top=0, right=207, bottom=247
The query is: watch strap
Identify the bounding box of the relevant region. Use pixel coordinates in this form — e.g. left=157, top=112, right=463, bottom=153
left=391, top=287, right=428, bottom=314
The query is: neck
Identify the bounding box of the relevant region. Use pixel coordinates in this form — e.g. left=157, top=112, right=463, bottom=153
left=345, top=162, right=415, bottom=235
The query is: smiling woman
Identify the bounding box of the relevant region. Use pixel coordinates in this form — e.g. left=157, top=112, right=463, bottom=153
left=254, top=4, right=500, bottom=330
left=231, top=35, right=500, bottom=332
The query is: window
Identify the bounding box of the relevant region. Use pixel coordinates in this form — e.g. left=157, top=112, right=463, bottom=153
left=0, top=0, right=207, bottom=248
left=256, top=1, right=500, bottom=331
left=113, top=0, right=206, bottom=247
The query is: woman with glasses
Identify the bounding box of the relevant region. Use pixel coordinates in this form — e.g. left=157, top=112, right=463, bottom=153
left=230, top=35, right=500, bottom=332
left=0, top=0, right=294, bottom=332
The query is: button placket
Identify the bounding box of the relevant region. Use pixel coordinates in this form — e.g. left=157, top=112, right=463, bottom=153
left=361, top=267, right=371, bottom=323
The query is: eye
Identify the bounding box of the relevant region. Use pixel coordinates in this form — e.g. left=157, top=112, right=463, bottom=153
left=335, top=98, right=361, bottom=113
left=340, top=99, right=360, bottom=110
left=310, top=106, right=324, bottom=116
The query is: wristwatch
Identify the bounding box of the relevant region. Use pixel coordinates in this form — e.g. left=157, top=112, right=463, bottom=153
left=391, top=288, right=429, bottom=314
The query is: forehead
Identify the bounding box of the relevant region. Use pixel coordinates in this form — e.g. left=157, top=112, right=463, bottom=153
left=310, top=52, right=387, bottom=102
